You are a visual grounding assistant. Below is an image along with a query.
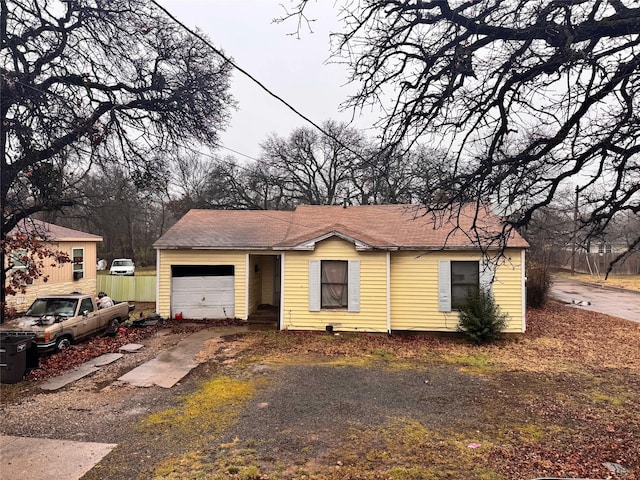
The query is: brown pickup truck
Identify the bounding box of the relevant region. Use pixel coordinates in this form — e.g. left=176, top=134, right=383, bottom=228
left=0, top=293, right=133, bottom=353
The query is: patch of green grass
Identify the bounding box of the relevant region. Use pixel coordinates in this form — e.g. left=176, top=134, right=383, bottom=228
left=238, top=465, right=261, bottom=480
left=370, top=348, right=396, bottom=360
left=445, top=352, right=493, bottom=374
left=384, top=466, right=435, bottom=479
left=590, top=391, right=624, bottom=406
left=152, top=451, right=213, bottom=480
left=134, top=268, right=157, bottom=276
left=554, top=271, right=640, bottom=291
left=496, top=422, right=558, bottom=443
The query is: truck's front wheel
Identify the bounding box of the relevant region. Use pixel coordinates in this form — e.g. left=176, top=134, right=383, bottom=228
left=55, top=336, right=72, bottom=352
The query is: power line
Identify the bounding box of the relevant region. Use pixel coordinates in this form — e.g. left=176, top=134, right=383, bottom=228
left=149, top=0, right=334, bottom=145
left=215, top=143, right=260, bottom=162
left=6, top=3, right=387, bottom=174
left=148, top=0, right=384, bottom=172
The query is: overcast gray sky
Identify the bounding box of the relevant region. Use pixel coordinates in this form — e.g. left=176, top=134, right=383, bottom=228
left=159, top=0, right=377, bottom=161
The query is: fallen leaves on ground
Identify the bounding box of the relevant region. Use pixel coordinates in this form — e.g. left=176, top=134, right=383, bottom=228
left=236, top=300, right=640, bottom=479
left=25, top=317, right=246, bottom=381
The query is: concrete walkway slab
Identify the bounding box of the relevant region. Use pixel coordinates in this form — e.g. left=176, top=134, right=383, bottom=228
left=40, top=365, right=100, bottom=391
left=0, top=435, right=116, bottom=480
left=88, top=353, right=123, bottom=367
left=40, top=353, right=123, bottom=391
left=117, top=326, right=248, bottom=388
left=551, top=276, right=640, bottom=323
left=119, top=343, right=144, bottom=352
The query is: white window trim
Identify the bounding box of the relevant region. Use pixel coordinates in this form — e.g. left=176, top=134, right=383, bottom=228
left=72, top=247, right=85, bottom=280
left=9, top=249, right=28, bottom=270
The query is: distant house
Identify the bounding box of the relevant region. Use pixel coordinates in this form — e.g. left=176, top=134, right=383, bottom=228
left=5, top=219, right=102, bottom=312
left=153, top=204, right=529, bottom=333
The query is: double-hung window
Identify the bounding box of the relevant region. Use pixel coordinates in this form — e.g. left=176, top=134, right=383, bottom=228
left=9, top=249, right=32, bottom=285
left=439, top=259, right=492, bottom=312
left=450, top=261, right=479, bottom=309
left=9, top=249, right=28, bottom=270
left=321, top=260, right=348, bottom=308
left=598, top=243, right=612, bottom=254
left=73, top=248, right=84, bottom=280
left=309, top=260, right=360, bottom=312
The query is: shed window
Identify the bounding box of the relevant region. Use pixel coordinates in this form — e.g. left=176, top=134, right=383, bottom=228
left=321, top=260, right=348, bottom=308
left=73, top=248, right=84, bottom=280
left=9, top=249, right=28, bottom=269
left=451, top=261, right=479, bottom=310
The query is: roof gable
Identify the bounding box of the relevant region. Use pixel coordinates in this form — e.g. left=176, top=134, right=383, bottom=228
left=154, top=204, right=529, bottom=251
left=283, top=230, right=377, bottom=251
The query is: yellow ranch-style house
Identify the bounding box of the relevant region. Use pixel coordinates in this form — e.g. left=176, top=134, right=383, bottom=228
left=153, top=204, right=529, bottom=333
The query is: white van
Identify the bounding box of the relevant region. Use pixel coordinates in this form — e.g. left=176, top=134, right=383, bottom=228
left=110, top=258, right=135, bottom=276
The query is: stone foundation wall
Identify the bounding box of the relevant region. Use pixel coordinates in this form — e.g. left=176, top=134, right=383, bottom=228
left=6, top=278, right=98, bottom=313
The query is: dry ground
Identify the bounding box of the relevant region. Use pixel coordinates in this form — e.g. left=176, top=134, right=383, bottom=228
left=555, top=271, right=640, bottom=291
left=1, top=301, right=639, bottom=480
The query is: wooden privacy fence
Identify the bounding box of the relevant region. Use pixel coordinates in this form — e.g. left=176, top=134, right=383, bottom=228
left=97, top=275, right=156, bottom=302
left=554, top=251, right=640, bottom=275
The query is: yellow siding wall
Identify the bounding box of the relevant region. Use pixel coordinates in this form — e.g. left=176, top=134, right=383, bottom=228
left=282, top=238, right=388, bottom=332
left=390, top=249, right=524, bottom=332
left=157, top=249, right=247, bottom=319
left=5, top=240, right=99, bottom=313
left=156, top=243, right=525, bottom=332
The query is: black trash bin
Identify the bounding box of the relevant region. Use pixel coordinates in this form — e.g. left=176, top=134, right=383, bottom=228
left=0, top=334, right=35, bottom=384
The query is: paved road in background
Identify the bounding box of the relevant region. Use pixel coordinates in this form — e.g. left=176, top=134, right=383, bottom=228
left=550, top=276, right=640, bottom=323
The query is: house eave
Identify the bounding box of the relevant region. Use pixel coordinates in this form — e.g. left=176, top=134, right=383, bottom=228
left=191, top=246, right=273, bottom=250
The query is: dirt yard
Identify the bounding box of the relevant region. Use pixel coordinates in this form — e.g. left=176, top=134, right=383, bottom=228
left=1, top=300, right=639, bottom=480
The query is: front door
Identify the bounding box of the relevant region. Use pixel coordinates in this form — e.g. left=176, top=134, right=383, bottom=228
left=272, top=255, right=281, bottom=307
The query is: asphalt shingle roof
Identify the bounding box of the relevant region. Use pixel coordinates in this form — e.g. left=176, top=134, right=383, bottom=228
left=154, top=204, right=528, bottom=250
left=9, top=219, right=102, bottom=242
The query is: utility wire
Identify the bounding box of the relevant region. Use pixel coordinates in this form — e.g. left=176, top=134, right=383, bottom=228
left=148, top=0, right=382, bottom=171
left=6, top=3, right=384, bottom=174
left=149, top=1, right=328, bottom=134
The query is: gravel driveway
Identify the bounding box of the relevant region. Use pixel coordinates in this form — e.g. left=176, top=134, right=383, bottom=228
left=220, top=362, right=490, bottom=465
left=0, top=331, right=493, bottom=480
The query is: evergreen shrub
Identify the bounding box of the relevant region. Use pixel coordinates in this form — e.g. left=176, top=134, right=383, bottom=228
left=457, top=288, right=509, bottom=344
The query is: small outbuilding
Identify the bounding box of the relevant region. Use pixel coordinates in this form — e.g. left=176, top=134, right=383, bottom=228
left=153, top=204, right=529, bottom=333
left=5, top=219, right=103, bottom=313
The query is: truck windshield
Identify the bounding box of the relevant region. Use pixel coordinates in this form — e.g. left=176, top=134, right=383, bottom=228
left=113, top=259, right=133, bottom=266
left=26, top=299, right=78, bottom=317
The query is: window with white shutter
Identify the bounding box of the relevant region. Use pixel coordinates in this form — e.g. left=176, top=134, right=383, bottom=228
left=309, top=259, right=360, bottom=312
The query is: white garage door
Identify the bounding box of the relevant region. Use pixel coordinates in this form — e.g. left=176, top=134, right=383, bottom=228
left=171, top=265, right=235, bottom=319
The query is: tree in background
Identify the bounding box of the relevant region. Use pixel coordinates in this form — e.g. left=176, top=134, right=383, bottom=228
left=286, top=1, right=640, bottom=261
left=350, top=145, right=418, bottom=205
left=1, top=0, right=234, bottom=306
left=54, top=166, right=170, bottom=267
left=260, top=121, right=364, bottom=206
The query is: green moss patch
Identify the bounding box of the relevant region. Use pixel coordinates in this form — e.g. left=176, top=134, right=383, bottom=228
left=140, top=376, right=260, bottom=436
